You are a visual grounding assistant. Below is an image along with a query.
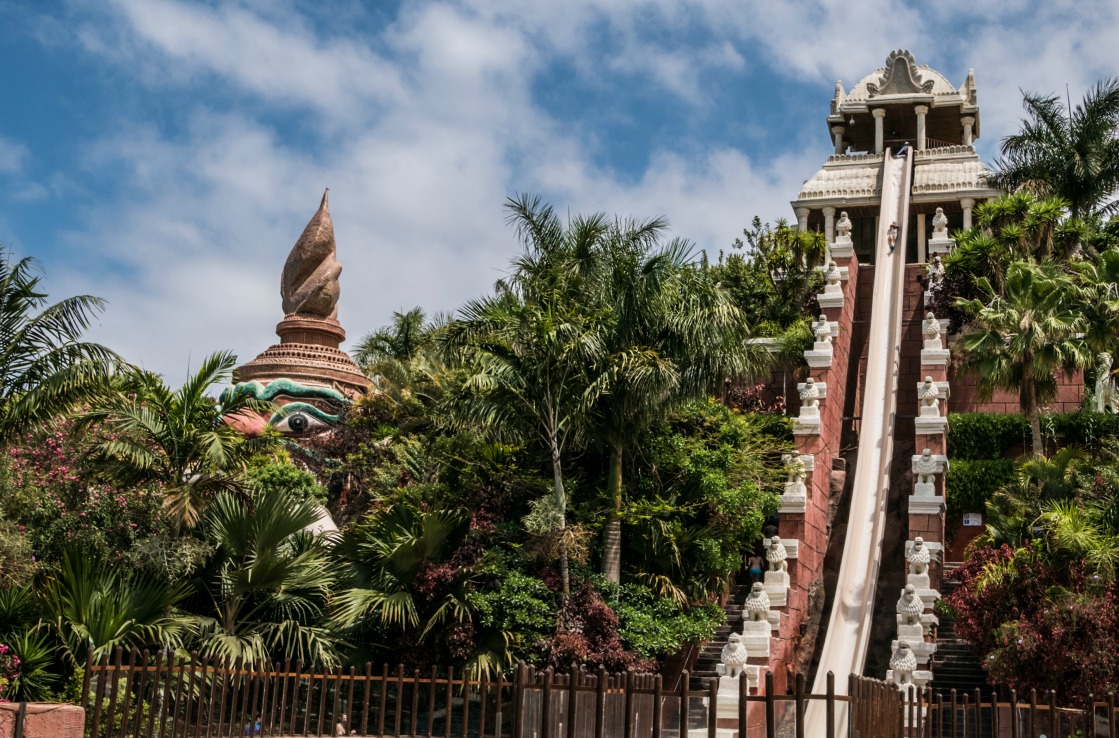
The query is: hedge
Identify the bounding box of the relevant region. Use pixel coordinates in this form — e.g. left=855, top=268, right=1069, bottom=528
left=944, top=458, right=1016, bottom=538
left=947, top=413, right=1029, bottom=460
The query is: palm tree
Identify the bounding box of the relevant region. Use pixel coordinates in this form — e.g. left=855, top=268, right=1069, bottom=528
left=353, top=307, right=451, bottom=424
left=955, top=261, right=1090, bottom=455
left=591, top=232, right=769, bottom=583
left=40, top=549, right=190, bottom=667
left=1073, top=248, right=1119, bottom=356
left=945, top=194, right=1083, bottom=295
left=981, top=447, right=1087, bottom=548
left=353, top=307, right=438, bottom=382
left=990, top=78, right=1119, bottom=221
left=77, top=351, right=277, bottom=532
left=441, top=196, right=611, bottom=596
left=0, top=253, right=117, bottom=444
left=192, top=486, right=339, bottom=667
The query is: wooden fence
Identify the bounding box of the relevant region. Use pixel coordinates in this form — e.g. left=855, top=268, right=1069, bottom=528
left=81, top=649, right=1119, bottom=738
left=900, top=685, right=1119, bottom=738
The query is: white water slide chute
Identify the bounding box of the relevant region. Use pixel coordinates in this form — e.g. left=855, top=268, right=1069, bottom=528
left=803, top=149, right=913, bottom=738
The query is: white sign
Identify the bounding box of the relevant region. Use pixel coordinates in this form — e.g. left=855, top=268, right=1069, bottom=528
left=962, top=513, right=983, bottom=527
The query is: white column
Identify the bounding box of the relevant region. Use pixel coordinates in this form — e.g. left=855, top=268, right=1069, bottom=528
left=796, top=207, right=811, bottom=233
left=873, top=108, right=886, bottom=154
left=917, top=213, right=927, bottom=263
left=831, top=126, right=846, bottom=155
left=961, top=198, right=976, bottom=229
left=915, top=105, right=929, bottom=151
left=822, top=206, right=836, bottom=244
left=961, top=116, right=975, bottom=147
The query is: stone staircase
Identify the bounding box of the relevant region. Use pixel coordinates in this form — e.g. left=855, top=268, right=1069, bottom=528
left=932, top=565, right=990, bottom=698
left=690, top=582, right=752, bottom=690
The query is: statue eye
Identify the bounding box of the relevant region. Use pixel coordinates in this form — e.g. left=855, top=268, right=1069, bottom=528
left=272, top=411, right=328, bottom=435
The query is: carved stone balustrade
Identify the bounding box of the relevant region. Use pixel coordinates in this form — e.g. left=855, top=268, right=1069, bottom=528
left=793, top=379, right=826, bottom=435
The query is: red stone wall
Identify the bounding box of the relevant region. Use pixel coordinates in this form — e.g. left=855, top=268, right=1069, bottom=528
left=948, top=369, right=1083, bottom=414
left=0, top=704, right=85, bottom=738
left=767, top=252, right=863, bottom=693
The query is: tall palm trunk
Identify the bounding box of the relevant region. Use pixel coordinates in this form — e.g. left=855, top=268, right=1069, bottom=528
left=600, top=444, right=624, bottom=583
left=1023, top=364, right=1044, bottom=455
left=549, top=435, right=571, bottom=596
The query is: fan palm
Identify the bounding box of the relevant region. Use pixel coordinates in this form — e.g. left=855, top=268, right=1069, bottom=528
left=945, top=194, right=1083, bottom=296
left=0, top=253, right=117, bottom=444
left=990, top=78, right=1119, bottom=221
left=955, top=262, right=1090, bottom=454
left=40, top=549, right=190, bottom=667
left=77, top=351, right=277, bottom=532
left=193, top=486, right=339, bottom=667
left=981, top=446, right=1087, bottom=548
left=333, top=501, right=470, bottom=633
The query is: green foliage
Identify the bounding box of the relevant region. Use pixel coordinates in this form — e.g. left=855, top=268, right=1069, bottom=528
left=990, top=78, right=1119, bottom=221
left=706, top=217, right=826, bottom=336
left=946, top=459, right=1016, bottom=537
left=601, top=582, right=724, bottom=659
left=469, top=568, right=556, bottom=661
left=3, top=628, right=58, bottom=701
left=1045, top=411, right=1119, bottom=447
left=247, top=456, right=327, bottom=503
left=947, top=413, right=1030, bottom=459
left=0, top=518, right=38, bottom=587
left=0, top=252, right=118, bottom=445
left=77, top=352, right=278, bottom=532
left=194, top=486, right=339, bottom=668
left=40, top=549, right=190, bottom=666
left=0, top=417, right=168, bottom=566
left=51, top=665, right=84, bottom=704
left=954, top=261, right=1091, bottom=454
left=626, top=400, right=786, bottom=601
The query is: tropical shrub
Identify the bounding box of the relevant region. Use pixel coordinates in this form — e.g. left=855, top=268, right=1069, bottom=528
left=944, top=544, right=1119, bottom=705
left=602, top=582, right=724, bottom=659
left=0, top=417, right=167, bottom=566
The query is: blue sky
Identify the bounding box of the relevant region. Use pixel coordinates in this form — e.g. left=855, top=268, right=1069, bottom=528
left=3, top=0, right=1119, bottom=382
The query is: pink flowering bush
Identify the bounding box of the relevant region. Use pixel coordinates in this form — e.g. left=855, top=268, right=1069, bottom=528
left=0, top=643, right=18, bottom=701
left=1, top=417, right=167, bottom=565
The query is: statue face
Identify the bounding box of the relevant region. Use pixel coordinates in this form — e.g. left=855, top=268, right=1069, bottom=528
left=221, top=378, right=349, bottom=436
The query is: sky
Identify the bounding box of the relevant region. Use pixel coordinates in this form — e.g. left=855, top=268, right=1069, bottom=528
left=3, top=0, right=1119, bottom=384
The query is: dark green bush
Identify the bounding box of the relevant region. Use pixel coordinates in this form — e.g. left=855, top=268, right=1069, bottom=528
left=945, top=459, right=1016, bottom=537
left=1043, top=412, right=1119, bottom=447
left=947, top=413, right=1029, bottom=460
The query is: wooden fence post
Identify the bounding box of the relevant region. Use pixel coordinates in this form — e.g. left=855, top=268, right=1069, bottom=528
left=825, top=672, right=834, bottom=738
left=678, top=671, right=690, bottom=738
left=765, top=671, right=776, bottom=738
left=707, top=678, right=718, bottom=738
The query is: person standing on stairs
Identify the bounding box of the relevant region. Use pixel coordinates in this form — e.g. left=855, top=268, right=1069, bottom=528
left=746, top=552, right=764, bottom=584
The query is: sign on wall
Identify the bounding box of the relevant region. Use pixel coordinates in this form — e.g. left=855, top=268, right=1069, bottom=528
left=962, top=512, right=983, bottom=527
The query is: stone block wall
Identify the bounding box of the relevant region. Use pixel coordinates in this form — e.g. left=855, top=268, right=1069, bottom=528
left=0, top=703, right=85, bottom=738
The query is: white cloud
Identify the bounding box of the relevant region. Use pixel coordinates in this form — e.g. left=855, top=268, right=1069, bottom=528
left=0, top=135, right=28, bottom=174
left=24, top=0, right=1119, bottom=385
left=95, top=0, right=406, bottom=119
